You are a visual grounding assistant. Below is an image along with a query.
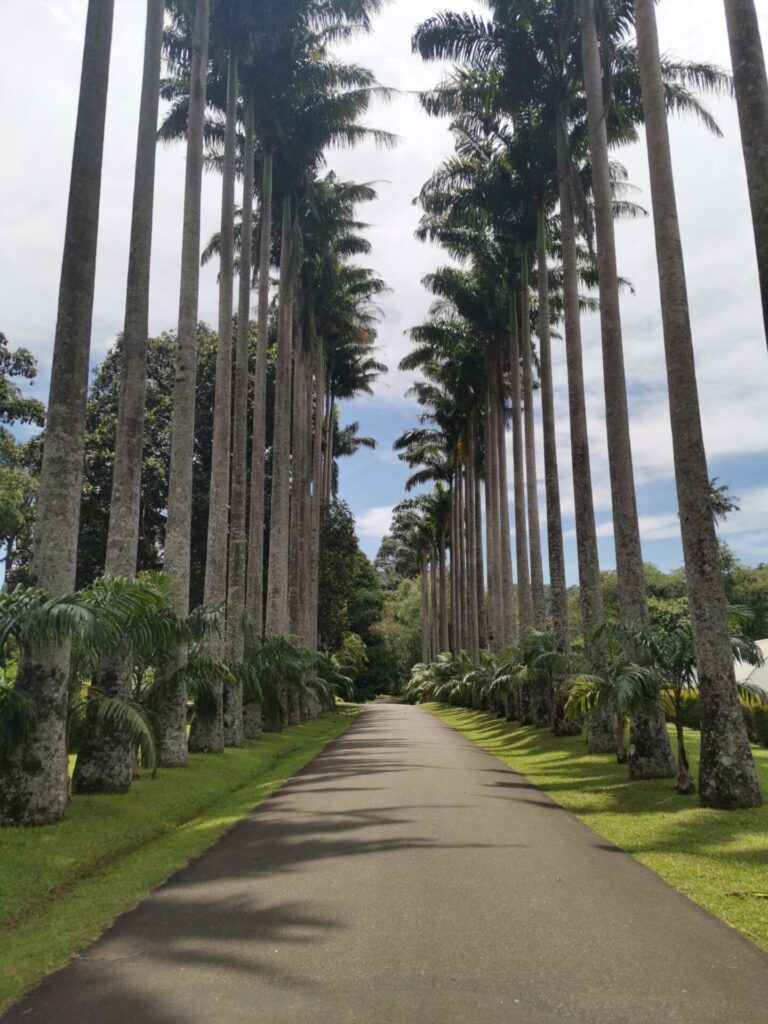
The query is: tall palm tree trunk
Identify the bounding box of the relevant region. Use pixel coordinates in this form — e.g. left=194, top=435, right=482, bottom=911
left=223, top=99, right=256, bottom=751
left=536, top=213, right=569, bottom=653
left=581, top=6, right=674, bottom=779
left=466, top=417, right=481, bottom=660
left=289, top=334, right=308, bottom=641
left=243, top=159, right=273, bottom=742
left=307, top=355, right=325, bottom=652
left=323, top=392, right=335, bottom=506
left=459, top=459, right=471, bottom=651
left=450, top=481, right=459, bottom=654
left=509, top=301, right=532, bottom=633
left=494, top=347, right=517, bottom=646
left=520, top=257, right=546, bottom=630
left=246, top=155, right=274, bottom=642
left=430, top=550, right=440, bottom=658
left=159, top=0, right=210, bottom=768
left=456, top=461, right=466, bottom=651
left=724, top=0, right=768, bottom=346
left=634, top=0, right=761, bottom=808
left=0, top=0, right=115, bottom=825
left=189, top=48, right=238, bottom=755
left=473, top=434, right=487, bottom=650
left=558, top=135, right=615, bottom=754
left=265, top=199, right=296, bottom=637
left=286, top=321, right=308, bottom=726
left=483, top=395, right=502, bottom=652
left=73, top=0, right=164, bottom=796
left=301, top=356, right=316, bottom=651
left=557, top=142, right=603, bottom=640
left=439, top=526, right=449, bottom=654
left=420, top=559, right=430, bottom=663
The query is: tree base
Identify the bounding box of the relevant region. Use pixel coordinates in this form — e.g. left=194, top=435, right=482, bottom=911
left=587, top=706, right=618, bottom=754
left=628, top=707, right=676, bottom=780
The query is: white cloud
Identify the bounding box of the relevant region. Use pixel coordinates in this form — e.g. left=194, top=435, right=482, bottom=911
left=356, top=505, right=395, bottom=538
left=2, top=0, right=767, bottom=574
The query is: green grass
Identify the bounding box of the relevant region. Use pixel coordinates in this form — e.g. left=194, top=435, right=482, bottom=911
left=424, top=703, right=768, bottom=951
left=0, top=706, right=361, bottom=1010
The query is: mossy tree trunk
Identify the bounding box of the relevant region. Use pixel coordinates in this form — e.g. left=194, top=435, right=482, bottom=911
left=1, top=0, right=115, bottom=825
left=581, top=4, right=674, bottom=780
left=189, top=47, right=239, bottom=755
left=724, top=0, right=768, bottom=346
left=634, top=0, right=761, bottom=808
left=73, top=0, right=164, bottom=796
left=159, top=0, right=210, bottom=769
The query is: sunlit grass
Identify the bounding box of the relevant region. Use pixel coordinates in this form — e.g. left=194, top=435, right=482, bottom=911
left=425, top=703, right=768, bottom=951
left=0, top=707, right=361, bottom=1010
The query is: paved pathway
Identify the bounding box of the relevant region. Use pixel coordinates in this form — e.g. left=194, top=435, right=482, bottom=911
left=5, top=704, right=768, bottom=1023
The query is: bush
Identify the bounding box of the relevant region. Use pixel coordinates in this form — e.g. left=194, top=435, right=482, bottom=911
left=741, top=705, right=757, bottom=744
left=753, top=706, right=768, bottom=749
left=672, top=692, right=701, bottom=731
left=668, top=692, right=768, bottom=749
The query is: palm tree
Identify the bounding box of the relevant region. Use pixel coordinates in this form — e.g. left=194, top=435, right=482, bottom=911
left=723, top=0, right=768, bottom=346
left=159, top=0, right=210, bottom=768
left=245, top=154, right=273, bottom=647
left=566, top=643, right=655, bottom=765
left=413, top=6, right=606, bottom=652
left=72, top=0, right=166, bottom=793
left=264, top=53, right=394, bottom=638
left=224, top=102, right=256, bottom=749
left=265, top=195, right=297, bottom=637
left=0, top=0, right=115, bottom=825
left=580, top=0, right=676, bottom=778
left=633, top=0, right=761, bottom=809
left=536, top=210, right=570, bottom=653
left=189, top=0, right=250, bottom=755
left=580, top=0, right=733, bottom=781
left=517, top=252, right=545, bottom=631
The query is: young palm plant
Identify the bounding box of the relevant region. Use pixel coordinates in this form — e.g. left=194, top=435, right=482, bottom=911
left=629, top=621, right=765, bottom=796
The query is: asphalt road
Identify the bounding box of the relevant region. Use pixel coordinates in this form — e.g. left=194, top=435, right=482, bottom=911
left=5, top=703, right=768, bottom=1023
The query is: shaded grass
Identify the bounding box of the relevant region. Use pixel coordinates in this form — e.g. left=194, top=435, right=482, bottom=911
left=0, top=706, right=361, bottom=1010
left=424, top=703, right=768, bottom=951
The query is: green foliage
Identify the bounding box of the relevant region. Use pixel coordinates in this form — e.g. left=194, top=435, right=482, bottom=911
left=70, top=697, right=160, bottom=774
left=405, top=632, right=575, bottom=718
left=337, top=633, right=368, bottom=674
left=0, top=333, right=46, bottom=433
left=0, top=685, right=35, bottom=761
left=319, top=499, right=360, bottom=651
left=752, top=706, right=768, bottom=749
left=354, top=578, right=423, bottom=698
left=721, top=545, right=768, bottom=642
left=347, top=551, right=384, bottom=638
left=374, top=534, right=420, bottom=588
left=0, top=333, right=44, bottom=583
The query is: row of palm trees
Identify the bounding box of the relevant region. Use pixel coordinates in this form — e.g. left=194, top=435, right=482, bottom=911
left=405, top=621, right=764, bottom=798
left=392, top=0, right=766, bottom=810
left=0, top=0, right=392, bottom=826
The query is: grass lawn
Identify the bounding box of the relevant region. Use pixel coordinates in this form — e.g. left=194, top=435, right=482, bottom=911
left=424, top=703, right=768, bottom=952
left=0, top=706, right=361, bottom=1011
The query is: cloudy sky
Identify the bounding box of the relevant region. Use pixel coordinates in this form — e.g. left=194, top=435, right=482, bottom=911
left=1, top=0, right=767, bottom=582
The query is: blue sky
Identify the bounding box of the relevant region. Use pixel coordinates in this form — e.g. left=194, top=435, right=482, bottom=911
left=1, top=0, right=767, bottom=583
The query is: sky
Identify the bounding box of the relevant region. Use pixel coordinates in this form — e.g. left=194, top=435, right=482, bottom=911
left=1, top=0, right=767, bottom=584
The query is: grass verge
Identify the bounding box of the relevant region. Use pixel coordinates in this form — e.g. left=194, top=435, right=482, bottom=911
left=424, top=703, right=768, bottom=952
left=0, top=706, right=361, bottom=1010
